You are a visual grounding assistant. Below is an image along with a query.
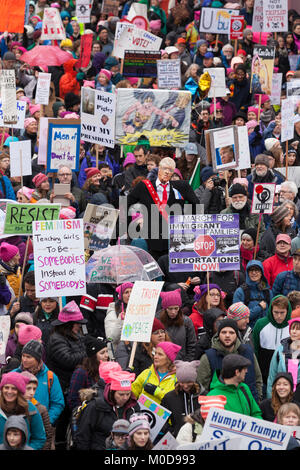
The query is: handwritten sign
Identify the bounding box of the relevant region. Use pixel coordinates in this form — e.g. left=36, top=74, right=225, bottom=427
left=252, top=0, right=263, bottom=32
left=0, top=70, right=17, bottom=124
left=77, top=33, right=93, bottom=69
left=37, top=117, right=49, bottom=165
left=76, top=0, right=92, bottom=23
left=204, top=67, right=226, bottom=98
left=47, top=119, right=80, bottom=172
left=4, top=203, right=61, bottom=235
left=138, top=394, right=171, bottom=441
left=153, top=432, right=179, bottom=450
left=32, top=218, right=86, bottom=298
left=281, top=98, right=295, bottom=142
left=0, top=100, right=25, bottom=129
left=263, top=0, right=288, bottom=33
left=200, top=8, right=240, bottom=34
left=157, top=59, right=181, bottom=89
left=177, top=437, right=242, bottom=450
left=270, top=73, right=282, bottom=105
left=121, top=281, right=163, bottom=343
left=35, top=73, right=52, bottom=105
left=237, top=126, right=251, bottom=170
left=41, top=7, right=66, bottom=40
left=114, top=24, right=162, bottom=59
left=9, top=140, right=32, bottom=177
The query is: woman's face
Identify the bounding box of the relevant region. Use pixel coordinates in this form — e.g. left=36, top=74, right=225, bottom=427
left=0, top=157, right=10, bottom=172
left=290, top=324, right=300, bottom=342
left=17, top=193, right=29, bottom=203
left=96, top=347, right=109, bottom=362
left=40, top=180, right=50, bottom=192
left=241, top=235, right=254, bottom=250
left=286, top=34, right=293, bottom=44
left=98, top=73, right=108, bottom=86
left=41, top=298, right=57, bottom=314
left=72, top=323, right=82, bottom=335
left=133, top=429, right=149, bottom=447
left=153, top=347, right=169, bottom=370
left=190, top=65, right=199, bottom=78
left=275, top=378, right=291, bottom=400
left=199, top=44, right=207, bottom=55
left=122, top=288, right=132, bottom=304
left=151, top=329, right=166, bottom=346
left=166, top=305, right=180, bottom=320
left=278, top=36, right=285, bottom=47
left=248, top=267, right=262, bottom=283
left=90, top=173, right=101, bottom=185
left=294, top=25, right=300, bottom=35
left=281, top=411, right=300, bottom=426
left=206, top=288, right=221, bottom=307
left=114, top=391, right=131, bottom=407
left=247, top=111, right=257, bottom=121
left=1, top=385, right=18, bottom=403
left=288, top=153, right=297, bottom=165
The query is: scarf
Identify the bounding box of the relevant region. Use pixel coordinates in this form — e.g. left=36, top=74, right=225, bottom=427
left=21, top=360, right=43, bottom=376
left=240, top=244, right=258, bottom=271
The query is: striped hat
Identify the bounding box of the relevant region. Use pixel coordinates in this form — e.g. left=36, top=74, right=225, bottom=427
left=128, top=414, right=150, bottom=436
left=227, top=302, right=250, bottom=320
left=198, top=395, right=227, bottom=419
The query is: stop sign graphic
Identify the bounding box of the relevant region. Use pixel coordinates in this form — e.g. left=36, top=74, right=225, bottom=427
left=194, top=234, right=215, bottom=257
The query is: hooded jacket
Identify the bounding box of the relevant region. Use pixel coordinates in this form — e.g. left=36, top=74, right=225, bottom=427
left=233, top=260, right=271, bottom=328
left=194, top=308, right=226, bottom=360
left=252, top=295, right=291, bottom=384
left=59, top=58, right=80, bottom=99
left=272, top=268, right=300, bottom=298
left=0, top=415, right=33, bottom=450
left=263, top=252, right=294, bottom=288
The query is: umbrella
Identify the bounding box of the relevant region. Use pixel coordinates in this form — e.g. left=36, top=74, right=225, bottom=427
left=19, top=46, right=74, bottom=68
left=86, top=245, right=163, bottom=284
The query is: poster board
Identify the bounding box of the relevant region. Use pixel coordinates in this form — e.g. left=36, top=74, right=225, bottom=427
left=203, top=68, right=226, bottom=98
left=251, top=183, right=276, bottom=214
left=157, top=59, right=181, bottom=89
left=9, top=140, right=32, bottom=177
left=76, top=0, right=92, bottom=23
left=205, top=125, right=239, bottom=172
left=138, top=394, right=171, bottom=441
left=83, top=203, right=119, bottom=250
left=263, top=0, right=288, bottom=33
left=35, top=72, right=52, bottom=105
left=113, top=24, right=162, bottom=59
left=4, top=203, right=61, bottom=235
left=250, top=46, right=275, bottom=96
left=270, top=73, right=283, bottom=105
left=47, top=119, right=80, bottom=172
left=281, top=98, right=295, bottom=142
left=124, top=50, right=160, bottom=78
left=200, top=8, right=240, bottom=34
left=230, top=15, right=244, bottom=40
left=0, top=70, right=17, bottom=125
left=0, top=100, right=26, bottom=129
left=237, top=126, right=251, bottom=170
left=41, top=7, right=66, bottom=40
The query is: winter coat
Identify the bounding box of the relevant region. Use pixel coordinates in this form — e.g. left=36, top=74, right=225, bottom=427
left=0, top=415, right=33, bottom=450
left=0, top=278, right=12, bottom=314
left=67, top=367, right=96, bottom=411
left=46, top=331, right=87, bottom=393
left=194, top=185, right=226, bottom=214
left=252, top=295, right=291, bottom=384
left=0, top=174, right=16, bottom=201
left=161, top=315, right=197, bottom=361
left=31, top=398, right=53, bottom=450
left=133, top=343, right=154, bottom=377
left=247, top=168, right=278, bottom=200
left=259, top=397, right=300, bottom=422
left=32, top=310, right=58, bottom=351
left=176, top=411, right=204, bottom=445
left=104, top=302, right=123, bottom=350
left=263, top=253, right=294, bottom=288
left=194, top=308, right=227, bottom=360
left=207, top=371, right=263, bottom=418
left=59, top=59, right=80, bottom=99
left=228, top=77, right=251, bottom=111
left=75, top=383, right=139, bottom=450
left=248, top=127, right=265, bottom=163
left=272, top=269, right=300, bottom=298
left=189, top=304, right=205, bottom=336
left=0, top=261, right=21, bottom=303
left=233, top=259, right=271, bottom=329
left=260, top=223, right=297, bottom=258
left=131, top=364, right=177, bottom=404
left=5, top=333, right=18, bottom=360
left=0, top=401, right=46, bottom=450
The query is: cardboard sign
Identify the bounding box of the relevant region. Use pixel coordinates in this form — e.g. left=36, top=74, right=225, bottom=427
left=153, top=432, right=179, bottom=450
left=102, top=0, right=119, bottom=16
left=0, top=0, right=26, bottom=33
left=281, top=98, right=295, bottom=142
left=80, top=88, right=116, bottom=148
left=250, top=46, right=275, bottom=96
left=76, top=0, right=92, bottom=23
left=41, top=7, right=66, bottom=40
left=35, top=72, right=52, bottom=105
left=0, top=70, right=17, bottom=125
left=270, top=73, right=283, bottom=105
left=83, top=203, right=119, bottom=250
left=47, top=119, right=80, bottom=172
left=0, top=100, right=26, bottom=129
left=9, top=140, right=32, bottom=177
left=76, top=33, right=93, bottom=69
left=263, top=0, right=288, bottom=32
left=201, top=408, right=291, bottom=450
left=169, top=214, right=240, bottom=273
left=206, top=125, right=239, bottom=172
left=138, top=394, right=171, bottom=441
left=230, top=15, right=244, bottom=40
left=204, top=68, right=226, bottom=98
left=121, top=281, right=164, bottom=343
left=0, top=316, right=11, bottom=364
left=32, top=218, right=86, bottom=298
left=124, top=50, right=161, bottom=78
left=252, top=0, right=263, bottom=32
left=157, top=59, right=181, bottom=90
left=114, top=24, right=162, bottom=59
left=237, top=126, right=251, bottom=170
left=200, top=8, right=240, bottom=34
left=251, top=183, right=276, bottom=214
left=4, top=203, right=61, bottom=235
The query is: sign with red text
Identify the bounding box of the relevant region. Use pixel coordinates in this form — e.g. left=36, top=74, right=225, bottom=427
left=230, top=15, right=244, bottom=40
left=32, top=219, right=86, bottom=298
left=76, top=0, right=92, bottom=23
left=114, top=24, right=162, bottom=59
left=35, top=72, right=52, bottom=105
left=263, top=0, right=288, bottom=33
left=41, top=7, right=66, bottom=40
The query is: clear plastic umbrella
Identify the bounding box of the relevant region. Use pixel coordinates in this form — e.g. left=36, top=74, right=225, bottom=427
left=86, top=244, right=163, bottom=284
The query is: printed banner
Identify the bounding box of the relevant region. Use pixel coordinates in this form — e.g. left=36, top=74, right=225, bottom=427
left=250, top=46, right=275, bottom=96
left=83, top=203, right=119, bottom=250
left=0, top=70, right=17, bottom=124
left=124, top=50, right=161, bottom=78
left=35, top=72, right=52, bottom=105
left=0, top=100, right=26, bottom=129
left=47, top=119, right=80, bottom=172
left=81, top=88, right=116, bottom=148
left=121, top=281, right=164, bottom=343
left=32, top=219, right=86, bottom=298
left=251, top=183, right=276, bottom=214
left=4, top=203, right=61, bottom=235
left=177, top=437, right=242, bottom=450
left=157, top=59, right=181, bottom=89
left=138, top=394, right=172, bottom=441
left=41, top=7, right=66, bottom=40
left=169, top=214, right=240, bottom=272
left=115, top=89, right=192, bottom=147
left=200, top=8, right=240, bottom=34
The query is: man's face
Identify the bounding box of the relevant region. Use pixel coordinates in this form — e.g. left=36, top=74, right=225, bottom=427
left=220, top=147, right=234, bottom=164
left=293, top=255, right=300, bottom=273
left=236, top=367, right=248, bottom=383
left=134, top=149, right=146, bottom=166
left=57, top=167, right=72, bottom=184
left=203, top=57, right=213, bottom=68
left=236, top=315, right=250, bottom=331
left=276, top=240, right=291, bottom=256
left=92, top=43, right=101, bottom=54
left=99, top=30, right=108, bottom=42
left=158, top=164, right=174, bottom=184
left=255, top=164, right=268, bottom=177
left=219, top=327, right=237, bottom=349
left=201, top=110, right=209, bottom=122
left=3, top=60, right=15, bottom=69
left=236, top=69, right=246, bottom=82
left=272, top=306, right=288, bottom=324
left=231, top=194, right=247, bottom=210
left=24, top=282, right=36, bottom=301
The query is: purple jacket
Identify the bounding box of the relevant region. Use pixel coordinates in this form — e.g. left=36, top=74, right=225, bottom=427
left=217, top=99, right=237, bottom=126
left=5, top=333, right=17, bottom=359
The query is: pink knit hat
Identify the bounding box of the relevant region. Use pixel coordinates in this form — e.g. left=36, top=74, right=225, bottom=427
left=254, top=94, right=270, bottom=105
left=173, top=168, right=183, bottom=179
left=198, top=395, right=227, bottom=419
left=288, top=317, right=300, bottom=331
left=127, top=77, right=139, bottom=86
left=99, top=69, right=112, bottom=80
left=83, top=80, right=95, bottom=88
left=19, top=96, right=31, bottom=104
left=123, top=153, right=136, bottom=168
left=109, top=370, right=136, bottom=391
left=99, top=361, right=122, bottom=383
left=59, top=206, right=76, bottom=220
left=29, top=103, right=41, bottom=116
left=24, top=117, right=36, bottom=129
left=233, top=177, right=248, bottom=188
left=0, top=372, right=27, bottom=395
left=160, top=289, right=182, bottom=309
left=209, top=102, right=222, bottom=115
left=18, top=324, right=42, bottom=346
left=17, top=186, right=34, bottom=200
left=247, top=106, right=259, bottom=118
left=157, top=341, right=182, bottom=362
left=0, top=242, right=19, bottom=262
left=116, top=282, right=134, bottom=299
left=51, top=300, right=87, bottom=326
left=32, top=172, right=48, bottom=188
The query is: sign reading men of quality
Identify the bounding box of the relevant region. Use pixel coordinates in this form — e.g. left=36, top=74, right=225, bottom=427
left=251, top=183, right=276, bottom=214
left=32, top=219, right=86, bottom=298
left=169, top=214, right=240, bottom=272
left=201, top=407, right=291, bottom=450
left=121, top=281, right=164, bottom=343
left=47, top=119, right=80, bottom=172
left=4, top=203, right=61, bottom=235
left=80, top=87, right=116, bottom=148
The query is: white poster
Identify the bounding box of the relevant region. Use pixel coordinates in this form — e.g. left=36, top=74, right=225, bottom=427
left=270, top=73, right=283, bottom=105
left=200, top=8, right=240, bottom=34
left=76, top=0, right=92, bottom=23
left=138, top=394, right=171, bottom=441
left=153, top=432, right=179, bottom=450
left=80, top=87, right=116, bottom=148
left=281, top=98, right=295, bottom=142
left=251, top=182, right=276, bottom=214
left=121, top=281, right=164, bottom=343
left=32, top=218, right=87, bottom=298
left=113, top=22, right=135, bottom=58
left=114, top=24, right=162, bottom=59
left=0, top=316, right=11, bottom=363
left=0, top=100, right=26, bottom=129
left=41, top=7, right=66, bottom=40
left=35, top=72, right=52, bottom=105
left=177, top=437, right=242, bottom=450
left=286, top=79, right=300, bottom=97
left=157, top=59, right=181, bottom=90
left=37, top=117, right=49, bottom=165
left=0, top=70, right=17, bottom=125
left=204, top=68, right=226, bottom=98
left=9, top=140, right=32, bottom=177
left=263, top=0, right=288, bottom=33
left=237, top=126, right=251, bottom=170
left=252, top=0, right=263, bottom=32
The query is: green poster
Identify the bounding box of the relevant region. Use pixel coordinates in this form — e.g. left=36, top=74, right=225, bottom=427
left=4, top=203, right=61, bottom=235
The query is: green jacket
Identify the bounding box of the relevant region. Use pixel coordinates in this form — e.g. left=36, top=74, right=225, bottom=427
left=207, top=371, right=263, bottom=418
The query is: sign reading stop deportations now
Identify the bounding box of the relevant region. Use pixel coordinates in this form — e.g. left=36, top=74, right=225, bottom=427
left=169, top=214, right=240, bottom=272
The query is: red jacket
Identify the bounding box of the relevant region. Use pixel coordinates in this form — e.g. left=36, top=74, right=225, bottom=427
left=263, top=253, right=293, bottom=288
left=189, top=303, right=204, bottom=336
left=59, top=58, right=80, bottom=99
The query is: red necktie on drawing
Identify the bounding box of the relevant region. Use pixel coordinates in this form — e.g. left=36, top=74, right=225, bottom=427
left=161, top=184, right=168, bottom=206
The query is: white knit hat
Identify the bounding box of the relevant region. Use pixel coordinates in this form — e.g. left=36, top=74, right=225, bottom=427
left=264, top=138, right=279, bottom=151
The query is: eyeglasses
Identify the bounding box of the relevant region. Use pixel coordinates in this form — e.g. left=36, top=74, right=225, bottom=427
left=209, top=293, right=221, bottom=297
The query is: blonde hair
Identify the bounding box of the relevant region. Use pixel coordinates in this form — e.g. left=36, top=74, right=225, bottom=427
left=277, top=403, right=300, bottom=425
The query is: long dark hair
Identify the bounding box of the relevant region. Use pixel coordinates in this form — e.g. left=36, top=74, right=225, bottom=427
left=78, top=355, right=100, bottom=382
left=128, top=436, right=153, bottom=450
left=160, top=307, right=184, bottom=327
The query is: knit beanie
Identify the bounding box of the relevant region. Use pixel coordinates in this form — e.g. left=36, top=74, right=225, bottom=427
left=227, top=302, right=250, bottom=320
left=247, top=106, right=259, bottom=118
left=52, top=101, right=65, bottom=117
left=217, top=318, right=239, bottom=336
left=0, top=242, right=19, bottom=263
left=128, top=414, right=150, bottom=436
left=112, top=419, right=130, bottom=434
left=22, top=340, right=43, bottom=362
left=271, top=202, right=290, bottom=225
left=116, top=282, right=134, bottom=300
left=84, top=167, right=101, bottom=180
left=241, top=228, right=257, bottom=243
left=14, top=312, right=33, bottom=326
left=152, top=317, right=165, bottom=333
left=255, top=154, right=270, bottom=167
left=288, top=317, right=300, bottom=331
left=20, top=371, right=38, bottom=384
left=109, top=371, right=136, bottom=391
left=59, top=206, right=77, bottom=220
left=29, top=103, right=41, bottom=116
left=24, top=117, right=37, bottom=130
left=174, top=360, right=200, bottom=383
left=201, top=166, right=216, bottom=183
left=160, top=289, right=182, bottom=309
left=193, top=284, right=221, bottom=302
left=52, top=300, right=87, bottom=326
left=84, top=334, right=107, bottom=357
left=18, top=325, right=42, bottom=346
left=0, top=372, right=27, bottom=395
left=229, top=183, right=247, bottom=197
left=99, top=69, right=112, bottom=80
left=198, top=395, right=227, bottom=419
left=156, top=341, right=181, bottom=363
left=99, top=361, right=122, bottom=383
left=17, top=186, right=34, bottom=201
left=264, top=138, right=279, bottom=152
left=123, top=153, right=136, bottom=168
left=32, top=172, right=48, bottom=188
left=272, top=372, right=294, bottom=390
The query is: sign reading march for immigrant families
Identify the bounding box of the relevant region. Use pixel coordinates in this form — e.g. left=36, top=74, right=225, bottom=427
left=169, top=214, right=240, bottom=273
left=32, top=218, right=86, bottom=298
left=4, top=203, right=61, bottom=235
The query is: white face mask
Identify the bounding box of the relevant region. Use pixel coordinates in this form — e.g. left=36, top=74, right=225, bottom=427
left=231, top=200, right=247, bottom=210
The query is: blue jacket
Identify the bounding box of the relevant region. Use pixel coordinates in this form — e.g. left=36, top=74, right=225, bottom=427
left=0, top=175, right=16, bottom=201
left=0, top=401, right=46, bottom=450
left=233, top=260, right=270, bottom=329
left=13, top=364, right=65, bottom=425
left=78, top=152, right=119, bottom=188
left=272, top=270, right=300, bottom=298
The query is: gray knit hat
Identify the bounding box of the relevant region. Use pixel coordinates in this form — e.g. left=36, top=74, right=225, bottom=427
left=14, top=312, right=33, bottom=325
left=271, top=202, right=290, bottom=225
left=111, top=419, right=130, bottom=434
left=255, top=154, right=270, bottom=168
left=174, top=360, right=200, bottom=383
left=22, top=340, right=43, bottom=363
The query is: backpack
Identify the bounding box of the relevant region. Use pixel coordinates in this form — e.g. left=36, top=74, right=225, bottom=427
left=66, top=389, right=97, bottom=450
left=240, top=283, right=271, bottom=306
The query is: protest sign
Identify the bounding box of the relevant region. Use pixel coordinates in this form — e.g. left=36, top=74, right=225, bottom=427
left=288, top=55, right=298, bottom=72
left=169, top=214, right=240, bottom=273
left=0, top=316, right=11, bottom=364
left=138, top=394, right=171, bottom=441
left=157, top=59, right=181, bottom=89
left=251, top=183, right=276, bottom=214
left=230, top=15, right=244, bottom=40
left=114, top=24, right=162, bottom=59
left=121, top=281, right=163, bottom=343
left=0, top=100, right=25, bottom=129
left=205, top=126, right=239, bottom=171
left=270, top=73, right=283, bottom=105
left=127, top=2, right=148, bottom=22
left=0, top=70, right=17, bottom=125
left=47, top=119, right=80, bottom=172
left=113, top=22, right=135, bottom=58
left=203, top=68, right=226, bottom=98
left=200, top=8, right=240, bottom=34
left=263, top=0, right=288, bottom=33
left=41, top=7, right=66, bottom=41
left=81, top=88, right=116, bottom=148
left=286, top=79, right=300, bottom=97
left=76, top=33, right=93, bottom=69
left=124, top=50, right=160, bottom=78
left=83, top=203, right=119, bottom=250
left=177, top=437, right=242, bottom=450
left=0, top=0, right=26, bottom=33
left=35, top=73, right=52, bottom=105
left=115, top=89, right=192, bottom=147
left=237, top=126, right=251, bottom=170
left=153, top=432, right=179, bottom=450
left=201, top=407, right=291, bottom=450
left=252, top=0, right=263, bottom=31
left=38, top=117, right=49, bottom=165
left=4, top=203, right=61, bottom=236
left=76, top=0, right=92, bottom=23
left=0, top=200, right=18, bottom=240
left=281, top=98, right=295, bottom=142
left=9, top=140, right=32, bottom=178
left=32, top=219, right=86, bottom=298
left=102, top=0, right=119, bottom=16
left=250, top=46, right=275, bottom=96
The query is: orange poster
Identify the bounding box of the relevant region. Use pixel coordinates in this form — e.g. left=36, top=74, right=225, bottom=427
left=0, top=0, right=26, bottom=34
